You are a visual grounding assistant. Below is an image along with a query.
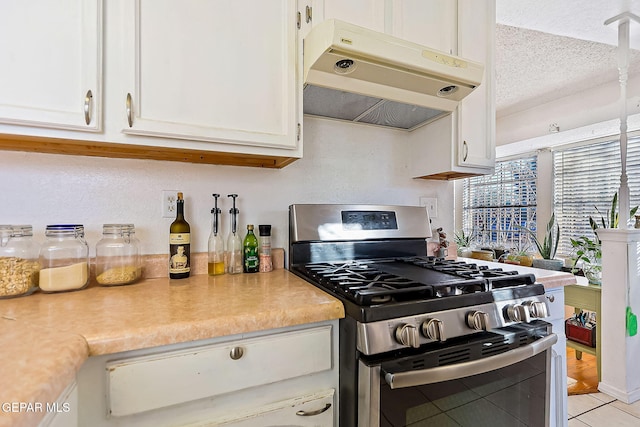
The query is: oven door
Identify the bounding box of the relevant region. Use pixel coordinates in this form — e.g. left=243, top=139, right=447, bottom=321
left=358, top=329, right=557, bottom=427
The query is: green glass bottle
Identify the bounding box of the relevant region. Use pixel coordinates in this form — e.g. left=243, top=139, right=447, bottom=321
left=169, top=192, right=190, bottom=279
left=243, top=224, right=259, bottom=273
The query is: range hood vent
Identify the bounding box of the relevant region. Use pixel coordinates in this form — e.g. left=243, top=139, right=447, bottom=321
left=303, top=19, right=484, bottom=131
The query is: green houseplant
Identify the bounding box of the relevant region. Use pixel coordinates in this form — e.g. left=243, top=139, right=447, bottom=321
left=454, top=229, right=474, bottom=257
left=570, top=192, right=638, bottom=284
left=522, top=213, right=563, bottom=270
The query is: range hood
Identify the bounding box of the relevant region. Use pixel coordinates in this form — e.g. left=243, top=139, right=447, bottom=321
left=303, top=19, right=484, bottom=131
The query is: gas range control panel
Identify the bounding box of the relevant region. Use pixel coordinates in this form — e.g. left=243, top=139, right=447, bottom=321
left=357, top=297, right=550, bottom=355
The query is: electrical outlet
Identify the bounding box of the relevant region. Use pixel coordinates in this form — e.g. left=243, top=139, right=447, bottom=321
left=162, top=191, right=179, bottom=218
left=419, top=197, right=438, bottom=218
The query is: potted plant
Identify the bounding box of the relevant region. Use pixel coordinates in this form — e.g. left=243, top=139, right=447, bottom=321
left=453, top=229, right=473, bottom=257
left=570, top=192, right=638, bottom=284
left=569, top=236, right=602, bottom=284
left=522, top=213, right=563, bottom=270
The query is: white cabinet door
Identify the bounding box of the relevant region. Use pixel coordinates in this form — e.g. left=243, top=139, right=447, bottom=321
left=119, top=0, right=300, bottom=151
left=456, top=0, right=495, bottom=169
left=389, top=0, right=456, bottom=53
left=310, top=0, right=386, bottom=32
left=0, top=0, right=102, bottom=131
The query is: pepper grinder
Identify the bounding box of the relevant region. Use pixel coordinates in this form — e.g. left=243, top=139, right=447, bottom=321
left=226, top=194, right=243, bottom=274
left=207, top=194, right=225, bottom=275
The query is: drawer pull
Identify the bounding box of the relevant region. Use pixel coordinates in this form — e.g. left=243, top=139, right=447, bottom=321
left=229, top=347, right=244, bottom=360
left=296, top=403, right=331, bottom=416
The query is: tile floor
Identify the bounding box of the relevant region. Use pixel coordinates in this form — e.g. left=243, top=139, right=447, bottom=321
left=568, top=392, right=640, bottom=426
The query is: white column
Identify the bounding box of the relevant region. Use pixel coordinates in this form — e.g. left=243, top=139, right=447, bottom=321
left=597, top=228, right=640, bottom=403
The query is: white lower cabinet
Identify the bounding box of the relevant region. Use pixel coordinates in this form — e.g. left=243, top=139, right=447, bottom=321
left=545, top=287, right=569, bottom=427
left=77, top=321, right=339, bottom=426
left=37, top=382, right=79, bottom=427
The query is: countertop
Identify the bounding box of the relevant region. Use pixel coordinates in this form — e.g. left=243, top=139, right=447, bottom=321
left=458, top=257, right=580, bottom=289
left=0, top=270, right=345, bottom=427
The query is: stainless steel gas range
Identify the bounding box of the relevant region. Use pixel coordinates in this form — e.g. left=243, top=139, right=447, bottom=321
left=289, top=204, right=557, bottom=427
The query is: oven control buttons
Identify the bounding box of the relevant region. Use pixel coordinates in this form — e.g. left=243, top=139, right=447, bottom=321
left=523, top=300, right=549, bottom=319
left=395, top=324, right=420, bottom=348
left=505, top=304, right=527, bottom=322
left=422, top=318, right=446, bottom=342
left=466, top=310, right=490, bottom=331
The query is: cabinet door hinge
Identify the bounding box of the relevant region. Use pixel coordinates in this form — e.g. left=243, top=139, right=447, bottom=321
left=297, top=11, right=301, bottom=29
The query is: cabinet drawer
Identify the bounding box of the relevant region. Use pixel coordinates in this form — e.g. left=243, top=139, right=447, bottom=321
left=107, top=326, right=332, bottom=417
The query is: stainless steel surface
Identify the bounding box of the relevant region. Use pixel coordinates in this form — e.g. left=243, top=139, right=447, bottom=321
left=358, top=363, right=380, bottom=427
left=84, top=90, right=93, bottom=125
left=289, top=204, right=431, bottom=242
left=356, top=297, right=550, bottom=355
left=384, top=333, right=557, bottom=389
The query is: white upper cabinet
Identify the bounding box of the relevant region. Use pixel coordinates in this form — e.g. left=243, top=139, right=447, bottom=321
left=456, top=0, right=495, bottom=169
left=408, top=0, right=495, bottom=180
left=0, top=0, right=102, bottom=131
left=389, top=0, right=456, bottom=53
left=309, top=0, right=386, bottom=32
left=118, top=0, right=301, bottom=151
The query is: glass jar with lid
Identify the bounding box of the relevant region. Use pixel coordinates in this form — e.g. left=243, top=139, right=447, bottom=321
left=0, top=225, right=40, bottom=298
left=95, top=224, right=142, bottom=286
left=39, top=224, right=89, bottom=293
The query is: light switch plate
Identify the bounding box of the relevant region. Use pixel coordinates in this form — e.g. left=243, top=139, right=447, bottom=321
left=419, top=197, right=438, bottom=218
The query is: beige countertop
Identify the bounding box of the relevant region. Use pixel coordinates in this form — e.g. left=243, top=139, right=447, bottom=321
left=0, top=270, right=345, bottom=427
left=458, top=257, right=580, bottom=289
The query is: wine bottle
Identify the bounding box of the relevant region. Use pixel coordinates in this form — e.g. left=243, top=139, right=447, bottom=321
left=243, top=224, right=259, bottom=273
left=169, top=192, right=191, bottom=279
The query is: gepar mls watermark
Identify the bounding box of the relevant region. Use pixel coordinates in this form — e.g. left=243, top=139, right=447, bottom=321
left=1, top=402, right=71, bottom=413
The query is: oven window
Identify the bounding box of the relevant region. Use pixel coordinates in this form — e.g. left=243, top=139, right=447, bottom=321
left=380, top=352, right=548, bottom=426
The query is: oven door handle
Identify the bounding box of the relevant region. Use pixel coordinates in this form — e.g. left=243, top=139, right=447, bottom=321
left=384, top=333, right=557, bottom=389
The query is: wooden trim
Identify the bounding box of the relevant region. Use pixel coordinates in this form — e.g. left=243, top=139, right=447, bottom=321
left=0, top=134, right=299, bottom=169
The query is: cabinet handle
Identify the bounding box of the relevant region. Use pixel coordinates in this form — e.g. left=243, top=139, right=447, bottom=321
left=296, top=403, right=331, bottom=416
left=126, top=93, right=133, bottom=127
left=229, top=346, right=244, bottom=360
left=84, top=90, right=93, bottom=125
left=547, top=294, right=555, bottom=303
left=462, top=140, right=469, bottom=162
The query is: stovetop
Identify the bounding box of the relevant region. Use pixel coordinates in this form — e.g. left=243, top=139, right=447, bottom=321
left=291, top=256, right=543, bottom=322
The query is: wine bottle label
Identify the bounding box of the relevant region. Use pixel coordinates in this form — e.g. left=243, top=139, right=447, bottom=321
left=169, top=233, right=191, bottom=245
left=169, top=233, right=190, bottom=274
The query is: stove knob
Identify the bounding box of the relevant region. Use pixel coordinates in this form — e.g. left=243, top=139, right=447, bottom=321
left=466, top=311, right=490, bottom=331
left=395, top=324, right=420, bottom=348
left=505, top=304, right=527, bottom=322
left=422, top=318, right=446, bottom=342
left=524, top=301, right=549, bottom=318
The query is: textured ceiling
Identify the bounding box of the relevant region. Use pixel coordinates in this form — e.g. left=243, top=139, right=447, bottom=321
left=495, top=0, right=640, bottom=117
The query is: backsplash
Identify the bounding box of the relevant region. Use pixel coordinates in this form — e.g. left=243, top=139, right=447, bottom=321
left=0, top=118, right=454, bottom=256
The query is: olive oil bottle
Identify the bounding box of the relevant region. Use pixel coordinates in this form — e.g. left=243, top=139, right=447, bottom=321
left=243, top=224, right=259, bottom=273
left=169, top=192, right=191, bottom=279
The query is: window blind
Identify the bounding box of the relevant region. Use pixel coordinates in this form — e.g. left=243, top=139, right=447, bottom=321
left=462, top=156, right=537, bottom=251
left=553, top=136, right=640, bottom=256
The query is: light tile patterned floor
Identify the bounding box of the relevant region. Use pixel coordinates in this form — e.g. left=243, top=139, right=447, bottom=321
left=568, top=392, right=640, bottom=426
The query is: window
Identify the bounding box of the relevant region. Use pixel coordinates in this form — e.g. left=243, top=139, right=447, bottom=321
left=462, top=156, right=537, bottom=251
left=553, top=136, right=640, bottom=256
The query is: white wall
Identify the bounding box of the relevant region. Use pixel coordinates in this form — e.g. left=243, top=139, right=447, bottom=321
left=0, top=117, right=453, bottom=256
